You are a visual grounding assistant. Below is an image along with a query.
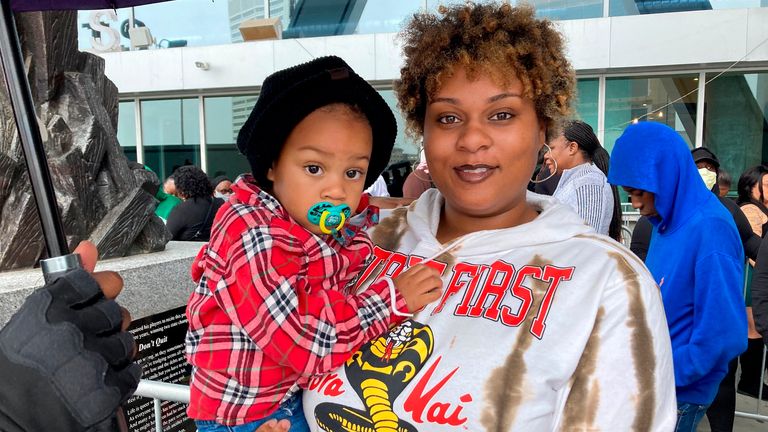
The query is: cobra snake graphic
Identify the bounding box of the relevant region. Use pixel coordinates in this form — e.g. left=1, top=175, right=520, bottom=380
left=315, top=321, right=434, bottom=432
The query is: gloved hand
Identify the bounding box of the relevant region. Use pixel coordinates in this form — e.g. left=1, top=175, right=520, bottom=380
left=0, top=242, right=141, bottom=432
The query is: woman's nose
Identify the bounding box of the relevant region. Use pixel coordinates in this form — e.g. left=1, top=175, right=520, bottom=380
left=456, top=121, right=491, bottom=152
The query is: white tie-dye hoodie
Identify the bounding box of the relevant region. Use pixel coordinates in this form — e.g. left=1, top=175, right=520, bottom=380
left=303, top=189, right=677, bottom=431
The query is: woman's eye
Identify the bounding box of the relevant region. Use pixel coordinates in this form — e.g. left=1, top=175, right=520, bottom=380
left=346, top=170, right=363, bottom=180
left=305, top=165, right=323, bottom=175
left=438, top=115, right=459, bottom=125
left=491, top=112, right=513, bottom=121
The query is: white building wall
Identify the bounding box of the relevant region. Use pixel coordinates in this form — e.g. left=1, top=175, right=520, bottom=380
left=100, top=8, right=768, bottom=95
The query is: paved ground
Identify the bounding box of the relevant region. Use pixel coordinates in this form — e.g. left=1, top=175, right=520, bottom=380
left=698, top=393, right=768, bottom=431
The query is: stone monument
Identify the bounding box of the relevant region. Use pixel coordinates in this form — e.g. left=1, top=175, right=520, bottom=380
left=0, top=10, right=170, bottom=271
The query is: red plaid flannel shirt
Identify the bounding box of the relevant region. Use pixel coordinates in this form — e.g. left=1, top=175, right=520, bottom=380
left=185, top=175, right=407, bottom=425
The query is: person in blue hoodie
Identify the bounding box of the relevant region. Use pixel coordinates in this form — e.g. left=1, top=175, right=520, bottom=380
left=608, top=122, right=747, bottom=432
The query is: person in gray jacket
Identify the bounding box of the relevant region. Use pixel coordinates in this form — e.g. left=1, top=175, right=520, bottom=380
left=544, top=120, right=622, bottom=241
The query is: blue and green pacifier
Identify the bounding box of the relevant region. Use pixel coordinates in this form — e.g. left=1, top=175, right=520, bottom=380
left=307, top=202, right=352, bottom=235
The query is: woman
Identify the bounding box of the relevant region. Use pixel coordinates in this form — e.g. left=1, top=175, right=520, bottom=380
left=544, top=120, right=622, bottom=241
left=166, top=166, right=224, bottom=241
left=736, top=165, right=768, bottom=399
left=402, top=149, right=433, bottom=199
left=211, top=175, right=233, bottom=200
left=286, top=3, right=677, bottom=431
left=738, top=165, right=768, bottom=239
left=155, top=174, right=182, bottom=222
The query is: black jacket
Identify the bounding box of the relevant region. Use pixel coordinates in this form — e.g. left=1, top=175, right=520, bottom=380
left=752, top=240, right=768, bottom=346
left=166, top=196, right=224, bottom=241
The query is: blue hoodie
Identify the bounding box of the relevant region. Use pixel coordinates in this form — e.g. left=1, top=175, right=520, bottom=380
left=608, top=122, right=747, bottom=405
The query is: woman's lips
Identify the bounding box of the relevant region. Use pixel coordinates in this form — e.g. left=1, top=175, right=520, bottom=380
left=454, top=164, right=497, bottom=183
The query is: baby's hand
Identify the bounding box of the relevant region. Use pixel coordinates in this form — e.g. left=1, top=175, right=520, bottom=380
left=393, top=264, right=443, bottom=313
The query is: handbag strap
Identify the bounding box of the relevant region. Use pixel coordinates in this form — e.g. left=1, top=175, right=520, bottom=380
left=192, top=199, right=215, bottom=240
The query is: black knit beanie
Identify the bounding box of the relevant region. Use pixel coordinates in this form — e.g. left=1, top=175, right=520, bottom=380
left=236, top=56, right=397, bottom=189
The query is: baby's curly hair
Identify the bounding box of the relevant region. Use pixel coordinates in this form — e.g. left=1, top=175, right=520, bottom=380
left=395, top=2, right=575, bottom=141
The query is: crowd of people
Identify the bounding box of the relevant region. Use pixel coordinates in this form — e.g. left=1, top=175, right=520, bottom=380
left=0, top=2, right=767, bottom=432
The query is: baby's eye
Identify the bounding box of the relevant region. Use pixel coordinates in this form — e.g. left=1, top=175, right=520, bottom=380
left=346, top=169, right=363, bottom=180
left=491, top=112, right=513, bottom=121
left=438, top=115, right=459, bottom=125
left=305, top=165, right=323, bottom=175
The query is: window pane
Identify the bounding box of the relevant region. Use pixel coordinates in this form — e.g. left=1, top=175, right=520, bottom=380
left=575, top=78, right=599, bottom=131
left=425, top=0, right=466, bottom=12
left=354, top=1, right=422, bottom=34
left=704, top=71, right=768, bottom=191
left=204, top=96, right=255, bottom=180
left=117, top=100, right=137, bottom=161
left=530, top=0, right=603, bottom=20
left=141, top=98, right=201, bottom=180
left=427, top=0, right=602, bottom=20
left=609, top=0, right=763, bottom=17
left=378, top=90, right=420, bottom=196
left=604, top=75, right=698, bottom=153
left=378, top=90, right=419, bottom=166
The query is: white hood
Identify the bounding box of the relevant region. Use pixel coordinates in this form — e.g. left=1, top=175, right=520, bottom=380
left=400, top=188, right=595, bottom=259
left=305, top=187, right=676, bottom=432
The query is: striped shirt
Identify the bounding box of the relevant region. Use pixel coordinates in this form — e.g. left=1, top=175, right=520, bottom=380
left=552, top=163, right=613, bottom=236
left=185, top=175, right=406, bottom=425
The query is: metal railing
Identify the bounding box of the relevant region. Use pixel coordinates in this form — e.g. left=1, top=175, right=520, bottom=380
left=133, top=379, right=190, bottom=432
left=620, top=209, right=640, bottom=248
left=734, top=261, right=768, bottom=423
left=734, top=345, right=768, bottom=422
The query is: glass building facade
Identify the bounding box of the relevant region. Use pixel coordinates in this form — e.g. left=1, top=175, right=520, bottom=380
left=604, top=74, right=699, bottom=152
left=88, top=0, right=765, bottom=194
left=141, top=98, right=201, bottom=181
left=204, top=95, right=254, bottom=181
left=115, top=72, right=767, bottom=194
left=704, top=71, right=768, bottom=185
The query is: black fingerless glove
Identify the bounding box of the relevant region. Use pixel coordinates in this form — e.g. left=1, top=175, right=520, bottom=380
left=0, top=269, right=141, bottom=432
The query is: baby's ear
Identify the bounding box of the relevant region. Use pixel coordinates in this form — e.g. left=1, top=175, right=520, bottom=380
left=266, top=166, right=275, bottom=182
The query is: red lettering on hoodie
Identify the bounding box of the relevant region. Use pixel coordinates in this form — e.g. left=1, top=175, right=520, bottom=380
left=407, top=255, right=448, bottom=276
left=353, top=246, right=392, bottom=290
left=382, top=251, right=408, bottom=279
left=500, top=265, right=541, bottom=327
left=354, top=246, right=574, bottom=339
left=530, top=265, right=574, bottom=338
left=435, top=263, right=482, bottom=316
left=468, top=261, right=514, bottom=320
left=403, top=356, right=469, bottom=426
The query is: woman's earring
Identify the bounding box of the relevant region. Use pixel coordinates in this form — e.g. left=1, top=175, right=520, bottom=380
left=531, top=143, right=557, bottom=184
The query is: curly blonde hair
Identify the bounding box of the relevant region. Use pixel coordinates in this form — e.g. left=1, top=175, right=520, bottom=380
left=394, top=2, right=575, bottom=141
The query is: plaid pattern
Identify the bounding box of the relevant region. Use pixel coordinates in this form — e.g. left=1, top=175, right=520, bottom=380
left=185, top=175, right=406, bottom=425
